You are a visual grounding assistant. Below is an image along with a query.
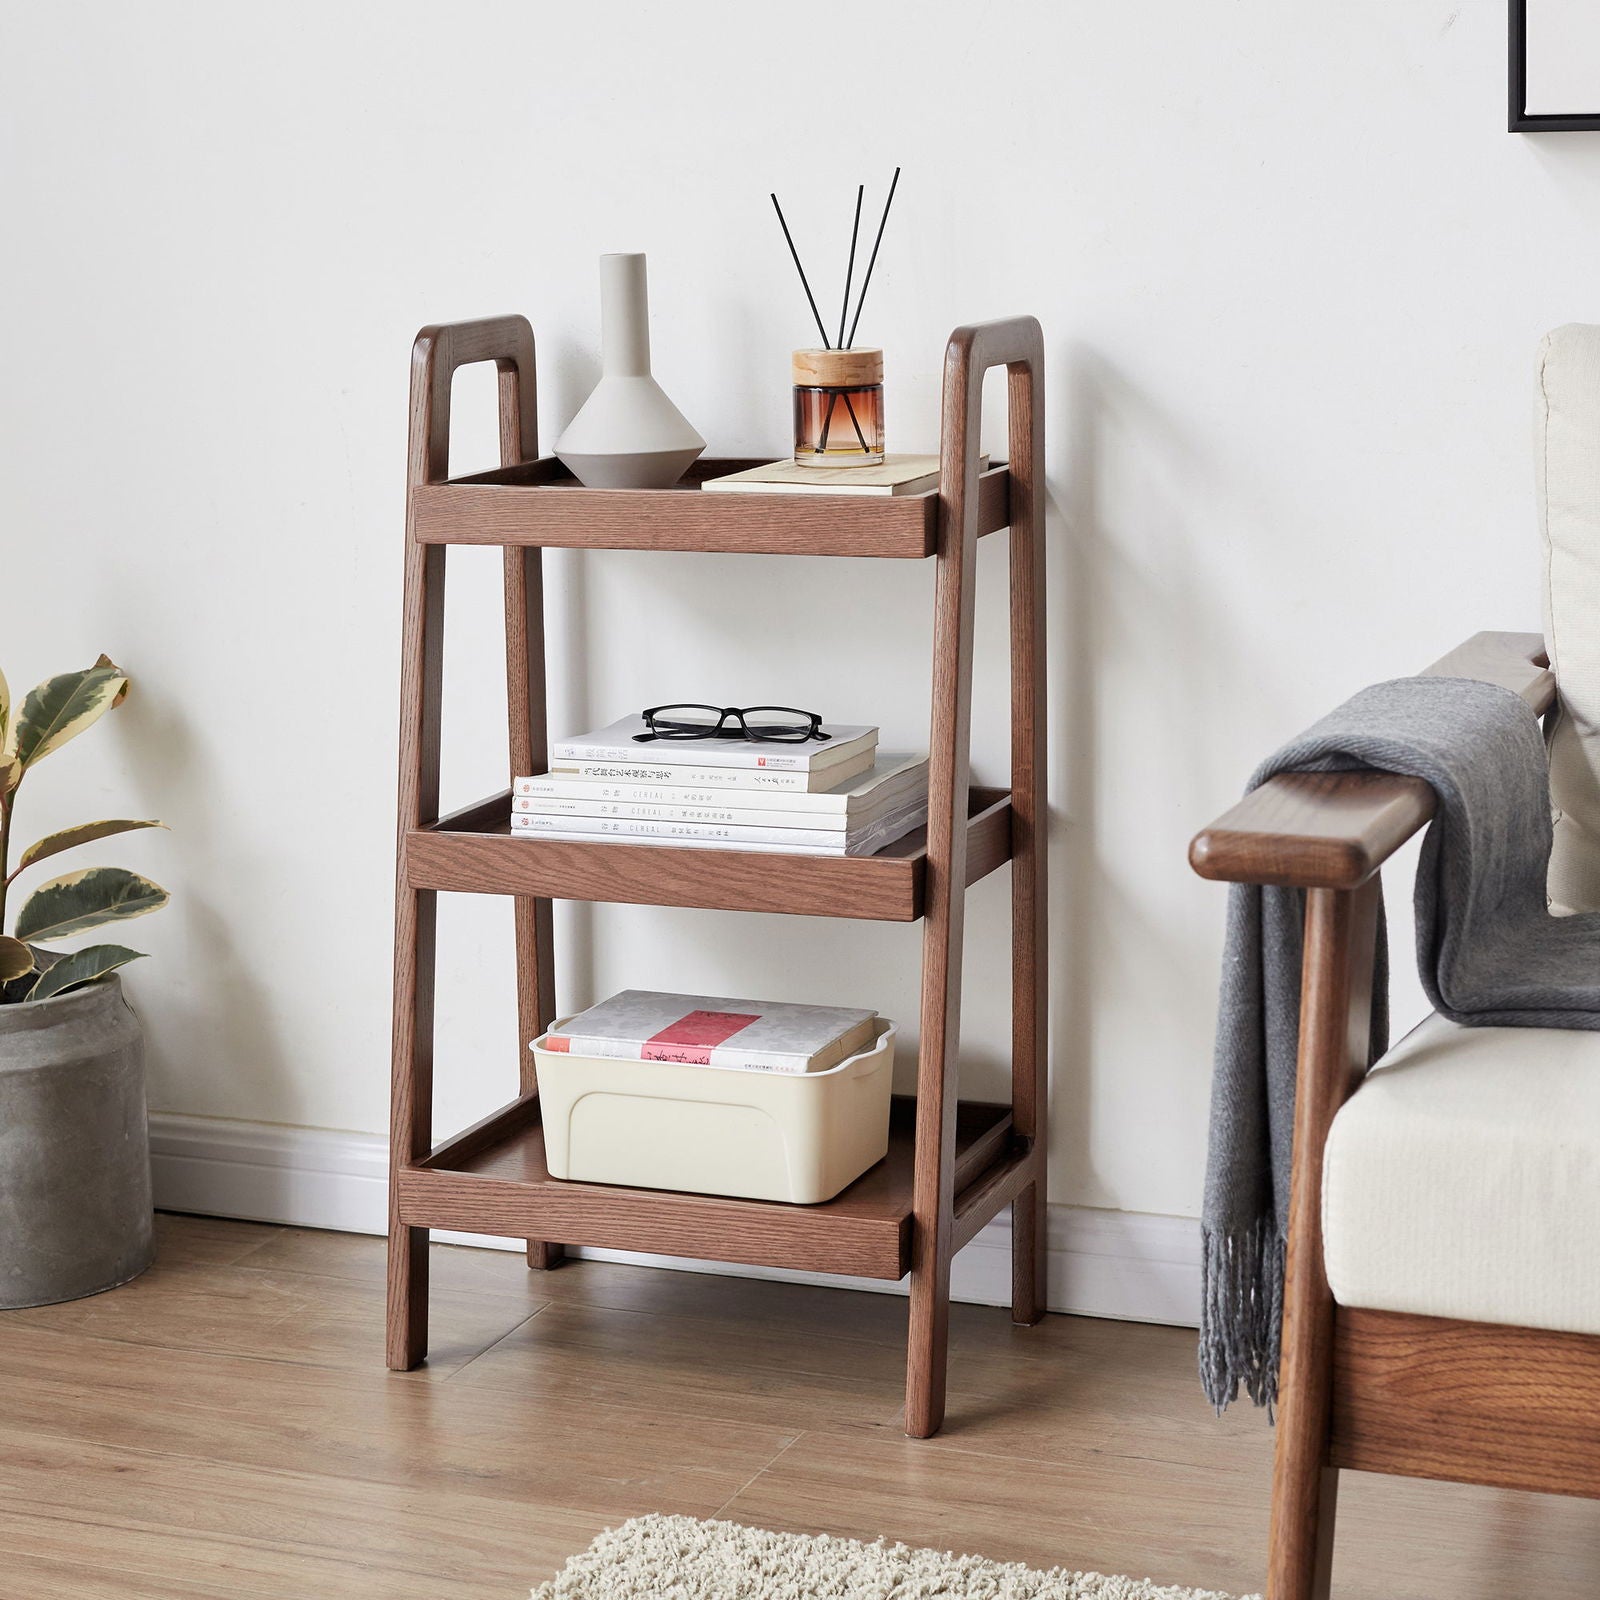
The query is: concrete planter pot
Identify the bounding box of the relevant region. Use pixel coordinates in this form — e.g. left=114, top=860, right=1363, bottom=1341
left=0, top=975, right=153, bottom=1308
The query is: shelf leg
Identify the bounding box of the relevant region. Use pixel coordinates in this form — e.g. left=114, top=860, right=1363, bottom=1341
left=904, top=329, right=995, bottom=1439
left=389, top=803, right=437, bottom=1368
left=388, top=864, right=437, bottom=1370
left=390, top=319, right=546, bottom=1363
left=1008, top=335, right=1049, bottom=1328
left=504, top=456, right=563, bottom=1272
left=512, top=889, right=560, bottom=1272
left=386, top=1223, right=429, bottom=1370
left=906, top=1243, right=953, bottom=1438
left=905, top=318, right=1051, bottom=1430
left=1011, top=1177, right=1048, bottom=1326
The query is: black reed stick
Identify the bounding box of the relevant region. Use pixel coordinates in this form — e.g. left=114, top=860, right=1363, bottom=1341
left=770, top=193, right=831, bottom=349
left=845, top=166, right=900, bottom=349
left=836, top=184, right=864, bottom=350
left=841, top=392, right=870, bottom=452
left=818, top=391, right=872, bottom=458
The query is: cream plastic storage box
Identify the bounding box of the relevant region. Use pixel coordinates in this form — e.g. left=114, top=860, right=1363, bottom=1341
left=531, top=1019, right=896, bottom=1204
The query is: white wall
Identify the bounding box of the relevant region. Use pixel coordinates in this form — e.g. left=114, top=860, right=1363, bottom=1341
left=1, top=2, right=1593, bottom=1229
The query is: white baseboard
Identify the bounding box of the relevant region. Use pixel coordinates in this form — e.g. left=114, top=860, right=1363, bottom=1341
left=149, top=1113, right=1200, bottom=1328
left=150, top=1116, right=389, bottom=1236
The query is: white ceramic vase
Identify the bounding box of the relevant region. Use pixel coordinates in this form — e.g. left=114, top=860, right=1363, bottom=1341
left=555, top=253, right=705, bottom=489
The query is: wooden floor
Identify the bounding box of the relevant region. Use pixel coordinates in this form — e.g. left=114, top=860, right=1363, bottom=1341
left=4, top=1216, right=1599, bottom=1598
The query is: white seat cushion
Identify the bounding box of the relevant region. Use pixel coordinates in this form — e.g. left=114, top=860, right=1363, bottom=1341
left=1537, top=325, right=1600, bottom=913
left=1323, top=1012, right=1600, bottom=1334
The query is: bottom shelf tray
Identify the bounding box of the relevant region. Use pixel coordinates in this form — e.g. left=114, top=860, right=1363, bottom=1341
left=395, top=1094, right=1026, bottom=1281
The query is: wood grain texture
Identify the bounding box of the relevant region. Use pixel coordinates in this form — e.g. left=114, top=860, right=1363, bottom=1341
left=1006, top=319, right=1050, bottom=1330
left=396, top=1097, right=1016, bottom=1283
left=1269, top=881, right=1380, bottom=1600
left=1190, top=770, right=1436, bottom=890
left=909, top=316, right=1046, bottom=1438
left=1190, top=630, right=1599, bottom=1592
left=391, top=317, right=541, bottom=1368
left=406, top=788, right=1014, bottom=923
left=15, top=1217, right=1600, bottom=1600
left=390, top=316, right=1047, bottom=1438
left=1189, top=631, right=1553, bottom=889
left=419, top=1091, right=543, bottom=1173
left=951, top=1148, right=1041, bottom=1255
left=1330, top=1308, right=1600, bottom=1500
left=498, top=339, right=563, bottom=1272
left=412, top=457, right=1012, bottom=558
left=1422, top=630, right=1553, bottom=707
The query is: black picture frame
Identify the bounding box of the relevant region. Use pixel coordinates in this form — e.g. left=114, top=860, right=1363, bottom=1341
left=1510, top=0, right=1600, bottom=131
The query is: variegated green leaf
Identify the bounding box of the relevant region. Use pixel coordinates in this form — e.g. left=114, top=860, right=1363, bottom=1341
left=14, top=867, right=169, bottom=942
left=0, top=936, right=34, bottom=983
left=93, top=654, right=130, bottom=709
left=26, top=944, right=144, bottom=1001
left=19, top=819, right=165, bottom=873
left=13, top=666, right=129, bottom=770
left=0, top=753, right=18, bottom=798
left=0, top=664, right=9, bottom=751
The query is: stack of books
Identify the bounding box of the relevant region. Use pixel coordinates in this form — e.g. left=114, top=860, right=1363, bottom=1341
left=512, top=715, right=929, bottom=856
left=541, top=989, right=878, bottom=1075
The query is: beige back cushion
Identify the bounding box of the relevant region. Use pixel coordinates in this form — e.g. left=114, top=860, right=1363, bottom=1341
left=1537, top=325, right=1600, bottom=913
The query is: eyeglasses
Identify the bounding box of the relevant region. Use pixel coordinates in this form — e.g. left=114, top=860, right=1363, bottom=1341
left=633, top=704, right=832, bottom=744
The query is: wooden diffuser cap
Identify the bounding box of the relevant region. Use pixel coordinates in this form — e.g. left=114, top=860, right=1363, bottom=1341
left=792, top=348, right=883, bottom=388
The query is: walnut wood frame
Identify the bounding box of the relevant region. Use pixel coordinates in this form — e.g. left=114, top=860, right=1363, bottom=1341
left=1189, top=630, right=1600, bottom=1599
left=388, top=314, right=1049, bottom=1440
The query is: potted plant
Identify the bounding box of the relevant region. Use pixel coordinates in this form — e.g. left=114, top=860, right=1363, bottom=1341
left=0, top=658, right=168, bottom=1307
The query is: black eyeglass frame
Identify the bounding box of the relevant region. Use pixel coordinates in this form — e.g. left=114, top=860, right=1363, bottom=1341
left=632, top=704, right=832, bottom=744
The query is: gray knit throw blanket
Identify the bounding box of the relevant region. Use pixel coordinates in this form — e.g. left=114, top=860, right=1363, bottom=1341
left=1201, top=675, right=1600, bottom=1411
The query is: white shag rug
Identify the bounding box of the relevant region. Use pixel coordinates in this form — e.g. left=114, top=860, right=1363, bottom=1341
left=531, top=1514, right=1257, bottom=1600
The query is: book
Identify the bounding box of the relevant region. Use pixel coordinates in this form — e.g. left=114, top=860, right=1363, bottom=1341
left=513, top=753, right=928, bottom=827
left=515, top=751, right=927, bottom=812
left=542, top=988, right=878, bottom=1074
left=506, top=826, right=842, bottom=856
left=552, top=715, right=876, bottom=772
left=548, top=748, right=876, bottom=792
left=700, top=454, right=988, bottom=497
left=515, top=797, right=867, bottom=830
left=509, top=799, right=927, bottom=856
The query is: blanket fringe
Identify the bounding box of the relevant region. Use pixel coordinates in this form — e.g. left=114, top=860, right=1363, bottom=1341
left=1199, top=1217, right=1283, bottom=1414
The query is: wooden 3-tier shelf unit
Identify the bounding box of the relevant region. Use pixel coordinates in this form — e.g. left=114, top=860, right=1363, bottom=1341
left=388, top=313, right=1047, bottom=1438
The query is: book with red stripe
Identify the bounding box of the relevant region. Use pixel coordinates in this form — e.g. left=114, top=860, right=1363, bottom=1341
left=540, top=988, right=877, bottom=1075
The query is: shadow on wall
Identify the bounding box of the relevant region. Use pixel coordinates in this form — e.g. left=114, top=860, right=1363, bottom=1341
left=109, top=674, right=296, bottom=1124
left=1049, top=342, right=1257, bottom=1207
left=541, top=333, right=604, bottom=1009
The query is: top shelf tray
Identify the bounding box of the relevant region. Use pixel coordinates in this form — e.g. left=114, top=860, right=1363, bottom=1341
left=411, top=457, right=1013, bottom=558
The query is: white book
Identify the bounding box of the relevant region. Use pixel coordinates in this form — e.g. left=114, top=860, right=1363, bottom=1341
left=515, top=751, right=927, bottom=812
left=541, top=988, right=878, bottom=1074
left=516, top=797, right=859, bottom=830
left=513, top=814, right=847, bottom=848
left=699, top=454, right=989, bottom=497
left=509, top=826, right=841, bottom=856
left=509, top=803, right=926, bottom=855
left=552, top=714, right=876, bottom=772
left=548, top=748, right=876, bottom=792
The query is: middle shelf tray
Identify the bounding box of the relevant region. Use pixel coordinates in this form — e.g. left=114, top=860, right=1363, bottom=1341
left=405, top=786, right=1015, bottom=921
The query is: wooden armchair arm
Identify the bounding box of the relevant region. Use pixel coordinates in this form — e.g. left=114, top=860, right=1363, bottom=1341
left=1191, top=631, right=1551, bottom=1590
left=1189, top=632, right=1554, bottom=889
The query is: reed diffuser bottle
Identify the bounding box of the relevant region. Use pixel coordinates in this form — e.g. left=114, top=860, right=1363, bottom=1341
left=793, top=348, right=884, bottom=466
left=771, top=167, right=900, bottom=470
